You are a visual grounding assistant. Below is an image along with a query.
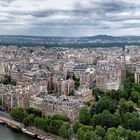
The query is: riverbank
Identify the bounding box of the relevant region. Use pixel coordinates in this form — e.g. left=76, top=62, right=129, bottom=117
left=26, top=127, right=62, bottom=140
left=0, top=113, right=62, bottom=140
left=0, top=124, right=37, bottom=140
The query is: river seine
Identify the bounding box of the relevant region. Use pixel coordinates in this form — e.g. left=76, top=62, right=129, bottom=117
left=0, top=125, right=37, bottom=140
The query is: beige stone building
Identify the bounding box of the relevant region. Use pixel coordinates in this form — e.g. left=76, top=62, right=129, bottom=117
left=42, top=95, right=84, bottom=121
left=75, top=88, right=93, bottom=102
left=96, top=62, right=123, bottom=91
left=135, top=67, right=140, bottom=83
left=29, top=94, right=43, bottom=110
left=61, top=79, right=75, bottom=95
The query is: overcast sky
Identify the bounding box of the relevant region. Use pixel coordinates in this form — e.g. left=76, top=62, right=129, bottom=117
left=0, top=0, right=140, bottom=36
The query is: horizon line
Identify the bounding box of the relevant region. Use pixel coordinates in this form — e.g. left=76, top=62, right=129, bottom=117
left=0, top=34, right=140, bottom=38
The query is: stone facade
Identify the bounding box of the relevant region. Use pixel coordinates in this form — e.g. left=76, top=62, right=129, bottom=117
left=41, top=95, right=84, bottom=121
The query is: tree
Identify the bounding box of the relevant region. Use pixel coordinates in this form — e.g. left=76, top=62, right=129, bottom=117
left=124, top=71, right=134, bottom=94
left=72, top=73, right=76, bottom=81
left=112, top=111, right=121, bottom=127
left=138, top=99, right=140, bottom=108
left=125, top=71, right=134, bottom=83
left=119, top=89, right=129, bottom=99
left=106, top=127, right=119, bottom=140
left=75, top=78, right=80, bottom=89
left=48, top=120, right=63, bottom=135
left=116, top=126, right=128, bottom=138
left=72, top=73, right=80, bottom=89
left=92, top=88, right=104, bottom=98
left=101, top=110, right=113, bottom=128
left=59, top=122, right=70, bottom=139
left=95, top=96, right=111, bottom=113
left=80, top=125, right=94, bottom=133
left=108, top=100, right=117, bottom=114
left=72, top=120, right=81, bottom=134
left=23, top=114, right=35, bottom=126
left=92, top=113, right=102, bottom=128
left=68, top=90, right=75, bottom=96
left=11, top=79, right=16, bottom=86
left=106, top=90, right=120, bottom=100
left=1, top=74, right=16, bottom=86
left=127, top=130, right=139, bottom=140
left=90, top=103, right=96, bottom=116
left=119, top=99, right=134, bottom=114
left=76, top=127, right=85, bottom=140
left=44, top=119, right=51, bottom=132
left=11, top=107, right=26, bottom=122
left=132, top=83, right=140, bottom=93
left=51, top=114, right=69, bottom=122
left=26, top=107, right=42, bottom=117
left=95, top=125, right=106, bottom=138
left=92, top=110, right=120, bottom=129
left=79, top=108, right=91, bottom=125
left=84, top=131, right=100, bottom=140
left=34, top=117, right=46, bottom=130
left=0, top=99, right=2, bottom=106
left=76, top=125, right=94, bottom=140
left=131, top=91, right=140, bottom=103
left=123, top=112, right=140, bottom=131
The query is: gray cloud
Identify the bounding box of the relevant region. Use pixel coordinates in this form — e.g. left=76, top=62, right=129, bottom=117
left=0, top=0, right=140, bottom=36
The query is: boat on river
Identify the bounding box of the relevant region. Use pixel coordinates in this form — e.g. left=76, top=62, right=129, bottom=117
left=22, top=128, right=36, bottom=137
left=0, top=120, right=4, bottom=125
left=37, top=135, right=46, bottom=140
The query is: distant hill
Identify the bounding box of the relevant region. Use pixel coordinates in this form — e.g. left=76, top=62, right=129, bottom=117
left=0, top=35, right=140, bottom=48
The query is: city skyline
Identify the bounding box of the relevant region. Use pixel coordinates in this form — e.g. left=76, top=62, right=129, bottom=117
left=0, top=0, right=140, bottom=36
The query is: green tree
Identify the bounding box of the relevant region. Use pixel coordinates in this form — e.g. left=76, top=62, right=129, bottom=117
left=52, top=114, right=69, bottom=122
left=127, top=130, right=139, bottom=140
left=76, top=125, right=94, bottom=140
left=11, top=107, right=26, bottom=122
left=0, top=99, right=2, bottom=106
left=84, top=131, right=100, bottom=140
left=95, top=96, right=111, bottom=113
left=106, top=90, right=120, bottom=100
left=48, top=120, right=63, bottom=135
left=119, top=89, right=129, bottom=99
left=106, top=127, right=120, bottom=140
left=131, top=91, right=140, bottom=103
left=116, top=126, right=128, bottom=138
left=72, top=73, right=76, bottom=81
left=23, top=114, right=35, bottom=126
left=132, top=84, right=140, bottom=93
left=76, top=127, right=85, bottom=140
left=59, top=122, right=70, bottom=139
left=72, top=120, right=81, bottom=134
left=101, top=110, right=113, bottom=128
left=68, top=90, right=75, bottom=96
left=124, top=71, right=134, bottom=94
left=92, top=88, right=104, bottom=100
left=26, top=107, right=42, bottom=117
left=79, top=108, right=91, bottom=125
left=1, top=74, right=16, bottom=86
left=11, top=79, right=16, bottom=86
left=95, top=125, right=106, bottom=138
left=80, top=125, right=94, bottom=132
left=90, top=103, right=96, bottom=116
left=108, top=100, right=117, bottom=114
left=75, top=78, right=80, bottom=89
left=34, top=117, right=46, bottom=130
left=123, top=112, right=140, bottom=131
left=112, top=111, right=121, bottom=127
left=92, top=113, right=102, bottom=128
left=119, top=99, right=134, bottom=114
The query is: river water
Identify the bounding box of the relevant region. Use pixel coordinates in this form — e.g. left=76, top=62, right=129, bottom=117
left=0, top=124, right=38, bottom=140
